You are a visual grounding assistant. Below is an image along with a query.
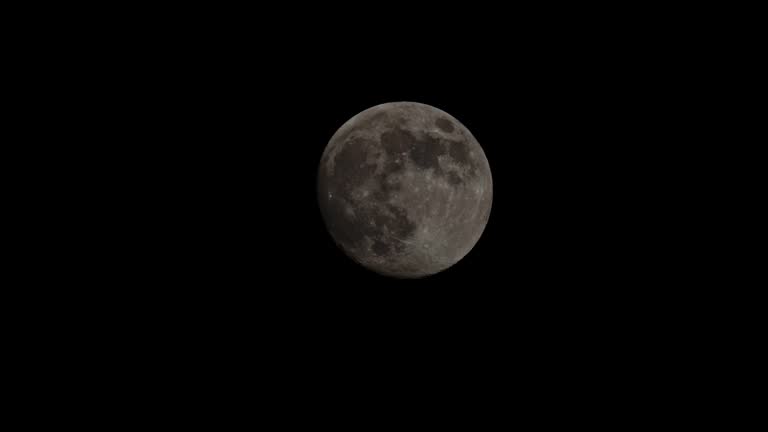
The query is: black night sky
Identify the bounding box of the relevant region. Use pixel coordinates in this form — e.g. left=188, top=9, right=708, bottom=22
left=140, top=43, right=670, bottom=325
left=110, top=8, right=695, bottom=374
left=44, top=5, right=719, bottom=415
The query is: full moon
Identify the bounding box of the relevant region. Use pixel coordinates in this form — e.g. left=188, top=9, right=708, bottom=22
left=317, top=102, right=492, bottom=278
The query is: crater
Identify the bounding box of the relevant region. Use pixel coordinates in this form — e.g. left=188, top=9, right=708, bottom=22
left=321, top=197, right=415, bottom=254
left=371, top=240, right=390, bottom=256
left=373, top=173, right=401, bottom=202
left=447, top=139, right=478, bottom=178
left=384, top=156, right=405, bottom=174
left=334, top=137, right=377, bottom=192
left=447, top=171, right=463, bottom=185
left=409, top=133, right=446, bottom=173
left=436, top=117, right=454, bottom=133
left=381, top=126, right=448, bottom=175
left=386, top=204, right=416, bottom=239
left=381, top=128, right=414, bottom=156
left=447, top=139, right=471, bottom=167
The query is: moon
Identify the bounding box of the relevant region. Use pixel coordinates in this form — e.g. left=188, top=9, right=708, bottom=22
left=317, top=102, right=492, bottom=278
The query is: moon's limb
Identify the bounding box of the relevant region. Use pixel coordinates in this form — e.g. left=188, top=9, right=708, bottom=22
left=318, top=102, right=492, bottom=278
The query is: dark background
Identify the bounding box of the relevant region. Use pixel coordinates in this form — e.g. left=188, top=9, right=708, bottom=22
left=136, top=35, right=673, bottom=301
left=14, top=5, right=729, bottom=417
left=10, top=4, right=736, bottom=418
left=110, top=15, right=687, bottom=320
left=77, top=7, right=709, bottom=395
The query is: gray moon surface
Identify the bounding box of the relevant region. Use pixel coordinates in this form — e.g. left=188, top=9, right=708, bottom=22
left=317, top=102, right=492, bottom=278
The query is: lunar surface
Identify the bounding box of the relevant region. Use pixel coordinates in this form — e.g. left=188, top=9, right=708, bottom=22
left=317, top=102, right=492, bottom=278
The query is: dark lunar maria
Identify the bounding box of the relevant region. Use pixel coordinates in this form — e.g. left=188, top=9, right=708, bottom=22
left=318, top=102, right=492, bottom=278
